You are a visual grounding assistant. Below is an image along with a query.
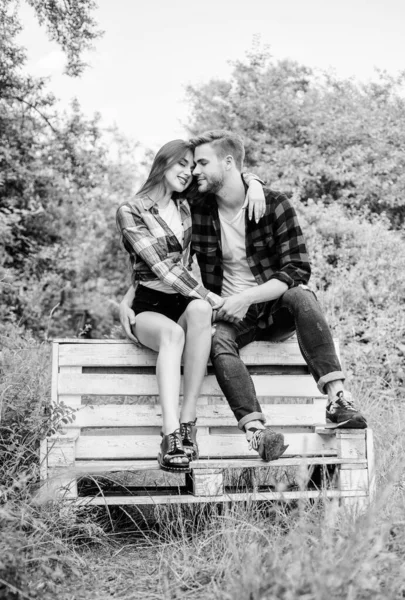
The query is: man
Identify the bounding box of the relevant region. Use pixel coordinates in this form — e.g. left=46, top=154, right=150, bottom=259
left=120, top=130, right=367, bottom=462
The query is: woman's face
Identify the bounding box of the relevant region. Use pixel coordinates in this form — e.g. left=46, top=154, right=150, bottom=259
left=164, top=150, right=194, bottom=193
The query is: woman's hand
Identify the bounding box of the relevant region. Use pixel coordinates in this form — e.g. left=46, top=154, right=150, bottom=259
left=246, top=178, right=266, bottom=223
left=119, top=301, right=140, bottom=345
left=210, top=294, right=224, bottom=310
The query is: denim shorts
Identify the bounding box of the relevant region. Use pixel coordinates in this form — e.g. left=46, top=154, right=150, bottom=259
left=133, top=285, right=194, bottom=323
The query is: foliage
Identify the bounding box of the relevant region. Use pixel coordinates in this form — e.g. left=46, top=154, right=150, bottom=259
left=297, top=200, right=405, bottom=408
left=0, top=0, right=143, bottom=339
left=186, top=43, right=405, bottom=227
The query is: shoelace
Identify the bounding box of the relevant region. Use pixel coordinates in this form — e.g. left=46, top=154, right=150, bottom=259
left=168, top=432, right=182, bottom=453
left=248, top=429, right=263, bottom=451
left=333, top=392, right=356, bottom=411
left=181, top=423, right=192, bottom=442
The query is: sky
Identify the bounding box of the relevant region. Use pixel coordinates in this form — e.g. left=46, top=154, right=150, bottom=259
left=17, top=0, right=405, bottom=151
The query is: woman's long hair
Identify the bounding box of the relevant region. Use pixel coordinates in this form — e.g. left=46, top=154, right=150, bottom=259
left=137, top=139, right=196, bottom=199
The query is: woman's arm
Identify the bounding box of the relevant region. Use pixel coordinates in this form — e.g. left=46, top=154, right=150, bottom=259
left=117, top=203, right=223, bottom=308
left=119, top=285, right=139, bottom=343
left=243, top=173, right=266, bottom=223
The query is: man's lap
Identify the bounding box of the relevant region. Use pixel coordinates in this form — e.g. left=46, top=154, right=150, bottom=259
left=212, top=302, right=296, bottom=352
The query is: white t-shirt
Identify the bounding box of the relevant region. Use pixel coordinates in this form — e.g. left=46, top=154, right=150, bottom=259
left=219, top=200, right=258, bottom=298
left=143, top=200, right=184, bottom=294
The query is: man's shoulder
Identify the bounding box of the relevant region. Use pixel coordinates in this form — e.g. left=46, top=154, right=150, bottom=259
left=263, top=188, right=297, bottom=214
left=264, top=188, right=291, bottom=203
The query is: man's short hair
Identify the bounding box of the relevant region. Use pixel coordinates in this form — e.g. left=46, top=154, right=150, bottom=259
left=190, top=130, right=245, bottom=171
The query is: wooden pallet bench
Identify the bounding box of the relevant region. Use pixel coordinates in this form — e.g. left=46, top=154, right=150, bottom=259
left=40, top=338, right=375, bottom=511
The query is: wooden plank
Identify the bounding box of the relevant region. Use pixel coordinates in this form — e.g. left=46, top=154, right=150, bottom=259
left=58, top=367, right=83, bottom=410
left=74, top=432, right=337, bottom=460
left=51, top=341, right=59, bottom=405
left=57, top=339, right=340, bottom=367
left=72, top=457, right=367, bottom=473
left=366, top=429, right=376, bottom=501
left=190, top=470, right=224, bottom=496
left=68, top=403, right=326, bottom=429
left=58, top=373, right=322, bottom=398
left=339, top=468, right=369, bottom=492
left=75, top=489, right=367, bottom=506
left=336, top=431, right=366, bottom=460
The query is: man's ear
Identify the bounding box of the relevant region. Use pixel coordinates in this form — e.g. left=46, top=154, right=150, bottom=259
left=224, top=154, right=234, bottom=170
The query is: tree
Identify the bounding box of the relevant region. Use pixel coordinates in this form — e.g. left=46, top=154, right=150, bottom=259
left=0, top=0, right=143, bottom=338
left=185, top=45, right=405, bottom=227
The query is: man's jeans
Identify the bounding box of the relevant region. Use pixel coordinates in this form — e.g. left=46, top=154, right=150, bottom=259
left=210, top=286, right=344, bottom=430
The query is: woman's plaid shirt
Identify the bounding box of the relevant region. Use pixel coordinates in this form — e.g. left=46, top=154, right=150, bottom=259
left=191, top=189, right=311, bottom=326
left=116, top=195, right=219, bottom=306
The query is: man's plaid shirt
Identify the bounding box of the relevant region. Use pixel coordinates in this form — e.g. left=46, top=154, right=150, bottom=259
left=191, top=188, right=311, bottom=327
left=116, top=195, right=219, bottom=306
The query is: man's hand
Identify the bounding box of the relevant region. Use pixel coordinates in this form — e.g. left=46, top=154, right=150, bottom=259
left=216, top=294, right=250, bottom=323
left=119, top=302, right=140, bottom=344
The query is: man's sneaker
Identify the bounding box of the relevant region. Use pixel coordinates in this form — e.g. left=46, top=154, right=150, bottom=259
left=247, top=428, right=289, bottom=462
left=326, top=391, right=367, bottom=429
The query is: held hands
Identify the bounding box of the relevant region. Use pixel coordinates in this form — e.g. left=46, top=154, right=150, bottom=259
left=119, top=301, right=140, bottom=345
left=215, top=294, right=250, bottom=324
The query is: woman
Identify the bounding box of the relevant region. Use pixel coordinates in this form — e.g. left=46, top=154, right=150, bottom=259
left=116, top=139, right=264, bottom=472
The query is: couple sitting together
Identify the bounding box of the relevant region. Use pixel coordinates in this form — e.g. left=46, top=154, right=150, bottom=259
left=116, top=130, right=367, bottom=473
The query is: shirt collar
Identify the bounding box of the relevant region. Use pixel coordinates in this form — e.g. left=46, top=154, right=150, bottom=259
left=139, top=195, right=183, bottom=212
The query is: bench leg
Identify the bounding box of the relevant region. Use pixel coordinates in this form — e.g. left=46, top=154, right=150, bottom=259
left=187, top=469, right=224, bottom=497
left=336, top=430, right=366, bottom=460
left=339, top=466, right=369, bottom=513
left=43, top=432, right=79, bottom=501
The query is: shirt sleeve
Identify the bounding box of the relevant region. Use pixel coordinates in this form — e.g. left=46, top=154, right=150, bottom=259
left=116, top=203, right=220, bottom=306
left=242, top=172, right=266, bottom=186
left=269, top=194, right=311, bottom=287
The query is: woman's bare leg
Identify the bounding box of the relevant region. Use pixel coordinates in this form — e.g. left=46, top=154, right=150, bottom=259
left=177, top=300, right=212, bottom=422
left=135, top=312, right=184, bottom=439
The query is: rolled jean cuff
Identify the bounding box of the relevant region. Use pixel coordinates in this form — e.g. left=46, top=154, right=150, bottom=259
left=317, top=371, right=345, bottom=394
left=238, top=411, right=266, bottom=431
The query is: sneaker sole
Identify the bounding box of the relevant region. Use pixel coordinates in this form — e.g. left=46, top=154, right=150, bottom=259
left=260, top=432, right=289, bottom=462
left=325, top=418, right=367, bottom=430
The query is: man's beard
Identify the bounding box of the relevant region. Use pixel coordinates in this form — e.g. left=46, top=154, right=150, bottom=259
left=198, top=173, right=224, bottom=194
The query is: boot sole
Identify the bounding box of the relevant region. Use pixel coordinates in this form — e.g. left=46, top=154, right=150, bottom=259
left=157, top=454, right=191, bottom=473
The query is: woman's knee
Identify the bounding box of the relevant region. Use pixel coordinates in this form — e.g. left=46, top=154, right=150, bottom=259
left=185, top=300, right=212, bottom=324
left=159, top=322, right=185, bottom=347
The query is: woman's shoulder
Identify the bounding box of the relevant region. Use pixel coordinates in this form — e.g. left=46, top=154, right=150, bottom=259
left=117, top=195, right=150, bottom=216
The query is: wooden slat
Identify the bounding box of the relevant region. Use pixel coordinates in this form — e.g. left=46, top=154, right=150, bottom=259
left=76, top=489, right=367, bottom=506
left=68, top=403, right=326, bottom=428
left=366, top=429, right=376, bottom=501
left=74, top=432, right=337, bottom=460
left=71, top=456, right=367, bottom=473
left=58, top=340, right=339, bottom=367
left=51, top=341, right=59, bottom=405
left=58, top=373, right=321, bottom=398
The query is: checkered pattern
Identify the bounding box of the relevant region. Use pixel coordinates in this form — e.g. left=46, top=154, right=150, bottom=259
left=191, top=188, right=311, bottom=325
left=116, top=195, right=218, bottom=305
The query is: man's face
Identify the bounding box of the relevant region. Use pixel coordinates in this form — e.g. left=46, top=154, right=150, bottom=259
left=193, top=143, right=225, bottom=194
